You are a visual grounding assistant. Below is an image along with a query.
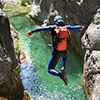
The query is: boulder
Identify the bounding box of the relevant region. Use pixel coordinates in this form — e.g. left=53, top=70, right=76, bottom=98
left=82, top=9, right=100, bottom=100
left=0, top=8, right=24, bottom=100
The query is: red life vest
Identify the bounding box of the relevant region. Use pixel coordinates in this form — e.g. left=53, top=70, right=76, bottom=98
left=54, top=26, right=71, bottom=51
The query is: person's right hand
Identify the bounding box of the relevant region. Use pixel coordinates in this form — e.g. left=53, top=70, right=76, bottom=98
left=26, top=31, right=32, bottom=36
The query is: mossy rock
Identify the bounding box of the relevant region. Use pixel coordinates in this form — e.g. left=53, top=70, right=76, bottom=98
left=20, top=0, right=32, bottom=6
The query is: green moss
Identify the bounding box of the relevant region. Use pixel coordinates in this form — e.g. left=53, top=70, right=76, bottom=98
left=4, top=4, right=31, bottom=18
left=20, top=0, right=32, bottom=6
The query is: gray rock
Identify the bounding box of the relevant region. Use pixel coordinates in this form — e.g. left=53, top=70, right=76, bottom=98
left=82, top=9, right=100, bottom=50
left=0, top=8, right=24, bottom=100
left=82, top=9, right=100, bottom=100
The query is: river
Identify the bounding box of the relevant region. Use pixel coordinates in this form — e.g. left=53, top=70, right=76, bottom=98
left=10, top=14, right=87, bottom=100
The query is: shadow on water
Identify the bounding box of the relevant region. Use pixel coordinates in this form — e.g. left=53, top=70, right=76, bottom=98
left=10, top=14, right=87, bottom=100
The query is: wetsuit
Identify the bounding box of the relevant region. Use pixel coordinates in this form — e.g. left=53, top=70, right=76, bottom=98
left=31, top=25, right=82, bottom=76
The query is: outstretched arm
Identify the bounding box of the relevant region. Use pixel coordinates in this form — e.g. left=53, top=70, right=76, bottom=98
left=66, top=25, right=84, bottom=30
left=26, top=25, right=54, bottom=36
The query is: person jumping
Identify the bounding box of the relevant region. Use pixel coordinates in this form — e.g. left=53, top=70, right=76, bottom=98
left=26, top=15, right=84, bottom=85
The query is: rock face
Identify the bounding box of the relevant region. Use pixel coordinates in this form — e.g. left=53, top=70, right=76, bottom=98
left=31, top=0, right=100, bottom=58
left=81, top=9, right=100, bottom=100
left=0, top=9, right=24, bottom=100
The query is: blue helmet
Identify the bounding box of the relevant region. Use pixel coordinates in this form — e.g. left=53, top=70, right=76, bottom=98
left=54, top=15, right=62, bottom=23
left=54, top=15, right=65, bottom=26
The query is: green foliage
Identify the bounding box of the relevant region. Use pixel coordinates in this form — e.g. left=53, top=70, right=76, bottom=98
left=20, top=0, right=32, bottom=6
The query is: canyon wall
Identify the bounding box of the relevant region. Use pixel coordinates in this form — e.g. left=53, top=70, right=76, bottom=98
left=0, top=8, right=24, bottom=100
left=82, top=9, right=100, bottom=100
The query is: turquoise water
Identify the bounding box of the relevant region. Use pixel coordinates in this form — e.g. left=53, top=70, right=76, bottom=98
left=10, top=14, right=87, bottom=100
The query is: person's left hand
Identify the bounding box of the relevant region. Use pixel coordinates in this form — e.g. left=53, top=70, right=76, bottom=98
left=79, top=25, right=84, bottom=31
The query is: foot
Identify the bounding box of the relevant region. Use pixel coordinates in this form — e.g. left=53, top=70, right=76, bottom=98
left=59, top=68, right=68, bottom=85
